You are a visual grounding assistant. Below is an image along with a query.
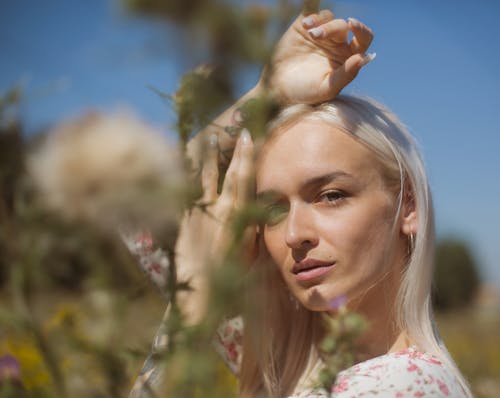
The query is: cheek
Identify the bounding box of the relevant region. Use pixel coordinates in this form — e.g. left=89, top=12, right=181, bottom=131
left=322, top=198, right=396, bottom=261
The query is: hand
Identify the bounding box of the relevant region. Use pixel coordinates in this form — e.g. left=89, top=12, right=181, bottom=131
left=175, top=130, right=255, bottom=321
left=264, top=7, right=374, bottom=104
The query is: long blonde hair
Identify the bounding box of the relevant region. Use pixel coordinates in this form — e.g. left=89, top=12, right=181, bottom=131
left=239, top=96, right=472, bottom=397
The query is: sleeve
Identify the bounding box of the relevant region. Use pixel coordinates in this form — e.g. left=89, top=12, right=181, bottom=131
left=212, top=316, right=244, bottom=376
left=129, top=306, right=171, bottom=398
left=120, top=228, right=170, bottom=298
left=122, top=229, right=245, bottom=396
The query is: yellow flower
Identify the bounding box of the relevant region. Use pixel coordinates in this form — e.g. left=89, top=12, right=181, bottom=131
left=1, top=339, right=51, bottom=390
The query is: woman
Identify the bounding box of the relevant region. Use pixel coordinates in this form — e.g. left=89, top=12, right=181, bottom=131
left=126, top=6, right=471, bottom=398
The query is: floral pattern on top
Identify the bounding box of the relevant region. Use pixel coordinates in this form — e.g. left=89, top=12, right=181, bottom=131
left=213, top=319, right=468, bottom=398
left=122, top=232, right=468, bottom=398
left=290, top=346, right=467, bottom=397
left=213, top=317, right=244, bottom=376
left=121, top=229, right=170, bottom=295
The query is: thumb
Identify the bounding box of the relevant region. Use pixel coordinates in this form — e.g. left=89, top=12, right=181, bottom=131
left=329, top=53, right=376, bottom=96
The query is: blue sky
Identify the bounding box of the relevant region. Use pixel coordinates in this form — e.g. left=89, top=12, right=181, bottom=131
left=1, top=0, right=499, bottom=286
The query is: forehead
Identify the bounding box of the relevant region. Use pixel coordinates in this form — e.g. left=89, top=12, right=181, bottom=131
left=256, top=118, right=382, bottom=191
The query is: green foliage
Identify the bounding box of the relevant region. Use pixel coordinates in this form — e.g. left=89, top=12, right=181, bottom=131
left=316, top=302, right=368, bottom=391
left=433, top=238, right=481, bottom=312
left=173, top=64, right=232, bottom=146
left=1, top=2, right=365, bottom=397
left=126, top=0, right=274, bottom=63
left=237, top=93, right=281, bottom=139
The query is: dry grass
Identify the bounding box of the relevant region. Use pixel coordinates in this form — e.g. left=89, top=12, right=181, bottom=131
left=3, top=289, right=499, bottom=397
left=437, top=307, right=500, bottom=398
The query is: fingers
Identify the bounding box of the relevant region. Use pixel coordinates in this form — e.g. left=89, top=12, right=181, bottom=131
left=302, top=12, right=373, bottom=54
left=328, top=52, right=376, bottom=96
left=220, top=131, right=242, bottom=202
left=201, top=134, right=219, bottom=202
left=235, top=129, right=255, bottom=207
left=302, top=9, right=334, bottom=29
left=307, top=18, right=349, bottom=43
left=348, top=17, right=374, bottom=54
left=305, top=16, right=373, bottom=51
left=220, top=129, right=254, bottom=205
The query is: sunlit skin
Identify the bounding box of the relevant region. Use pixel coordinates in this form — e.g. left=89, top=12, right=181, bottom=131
left=256, top=118, right=412, bottom=356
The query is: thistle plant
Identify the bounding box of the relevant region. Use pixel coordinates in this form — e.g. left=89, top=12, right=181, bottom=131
left=0, top=1, right=369, bottom=397
left=316, top=297, right=368, bottom=392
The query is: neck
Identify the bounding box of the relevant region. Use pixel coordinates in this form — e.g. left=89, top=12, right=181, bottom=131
left=347, top=266, right=412, bottom=362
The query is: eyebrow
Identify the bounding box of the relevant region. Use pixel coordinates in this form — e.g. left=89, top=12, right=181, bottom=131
left=257, top=171, right=353, bottom=200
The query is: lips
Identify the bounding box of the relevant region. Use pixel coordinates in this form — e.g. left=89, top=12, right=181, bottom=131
left=292, top=258, right=335, bottom=282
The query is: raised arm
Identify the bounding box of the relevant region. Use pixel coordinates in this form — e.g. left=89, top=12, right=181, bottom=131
left=186, top=4, right=374, bottom=175
left=178, top=5, right=374, bottom=319
left=128, top=4, right=375, bottom=396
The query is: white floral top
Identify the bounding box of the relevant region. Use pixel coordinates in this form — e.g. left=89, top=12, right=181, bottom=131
left=123, top=231, right=468, bottom=398
left=213, top=317, right=467, bottom=398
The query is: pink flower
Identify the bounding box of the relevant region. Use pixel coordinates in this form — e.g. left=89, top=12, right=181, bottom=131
left=423, top=356, right=442, bottom=365
left=332, top=378, right=349, bottom=393
left=149, top=262, right=162, bottom=274
left=226, top=342, right=238, bottom=361
left=135, top=231, right=153, bottom=250
left=407, top=362, right=420, bottom=372
left=0, top=355, right=20, bottom=382
left=437, top=379, right=450, bottom=396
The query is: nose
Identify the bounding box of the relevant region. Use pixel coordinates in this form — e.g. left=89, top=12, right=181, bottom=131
left=285, top=202, right=319, bottom=250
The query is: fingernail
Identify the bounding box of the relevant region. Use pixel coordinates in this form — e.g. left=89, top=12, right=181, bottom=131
left=209, top=133, right=218, bottom=147
left=241, top=128, right=251, bottom=144
left=360, top=52, right=376, bottom=66
left=348, top=17, right=361, bottom=27
left=302, top=16, right=315, bottom=28
left=308, top=27, right=324, bottom=38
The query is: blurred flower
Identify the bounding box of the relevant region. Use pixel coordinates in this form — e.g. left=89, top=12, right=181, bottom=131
left=0, top=355, right=20, bottom=382
left=28, top=111, right=186, bottom=231
left=82, top=289, right=117, bottom=345
left=1, top=341, right=50, bottom=390
left=329, top=295, right=347, bottom=311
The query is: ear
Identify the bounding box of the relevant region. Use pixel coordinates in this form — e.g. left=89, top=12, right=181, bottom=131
left=400, top=183, right=417, bottom=236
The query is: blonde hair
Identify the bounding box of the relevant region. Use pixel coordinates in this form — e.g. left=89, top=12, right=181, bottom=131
left=239, top=96, right=472, bottom=397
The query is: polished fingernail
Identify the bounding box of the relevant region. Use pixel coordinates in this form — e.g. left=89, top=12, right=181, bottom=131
left=360, top=52, right=376, bottom=66
left=348, top=17, right=361, bottom=27
left=308, top=27, right=324, bottom=38
left=302, top=16, right=315, bottom=28
left=241, top=128, right=251, bottom=144
left=209, top=133, right=218, bottom=147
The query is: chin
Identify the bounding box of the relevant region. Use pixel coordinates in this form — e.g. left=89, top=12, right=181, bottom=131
left=299, top=286, right=336, bottom=312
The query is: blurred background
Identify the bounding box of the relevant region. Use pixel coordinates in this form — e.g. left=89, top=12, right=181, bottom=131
left=1, top=0, right=499, bottom=397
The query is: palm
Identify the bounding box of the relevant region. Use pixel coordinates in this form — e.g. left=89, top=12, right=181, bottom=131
left=268, top=12, right=373, bottom=104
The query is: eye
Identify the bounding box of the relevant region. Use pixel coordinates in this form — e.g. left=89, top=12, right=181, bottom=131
left=265, top=203, right=289, bottom=226
left=318, top=190, right=346, bottom=205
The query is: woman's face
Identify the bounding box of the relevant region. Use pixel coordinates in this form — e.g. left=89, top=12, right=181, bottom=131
left=256, top=117, right=403, bottom=311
